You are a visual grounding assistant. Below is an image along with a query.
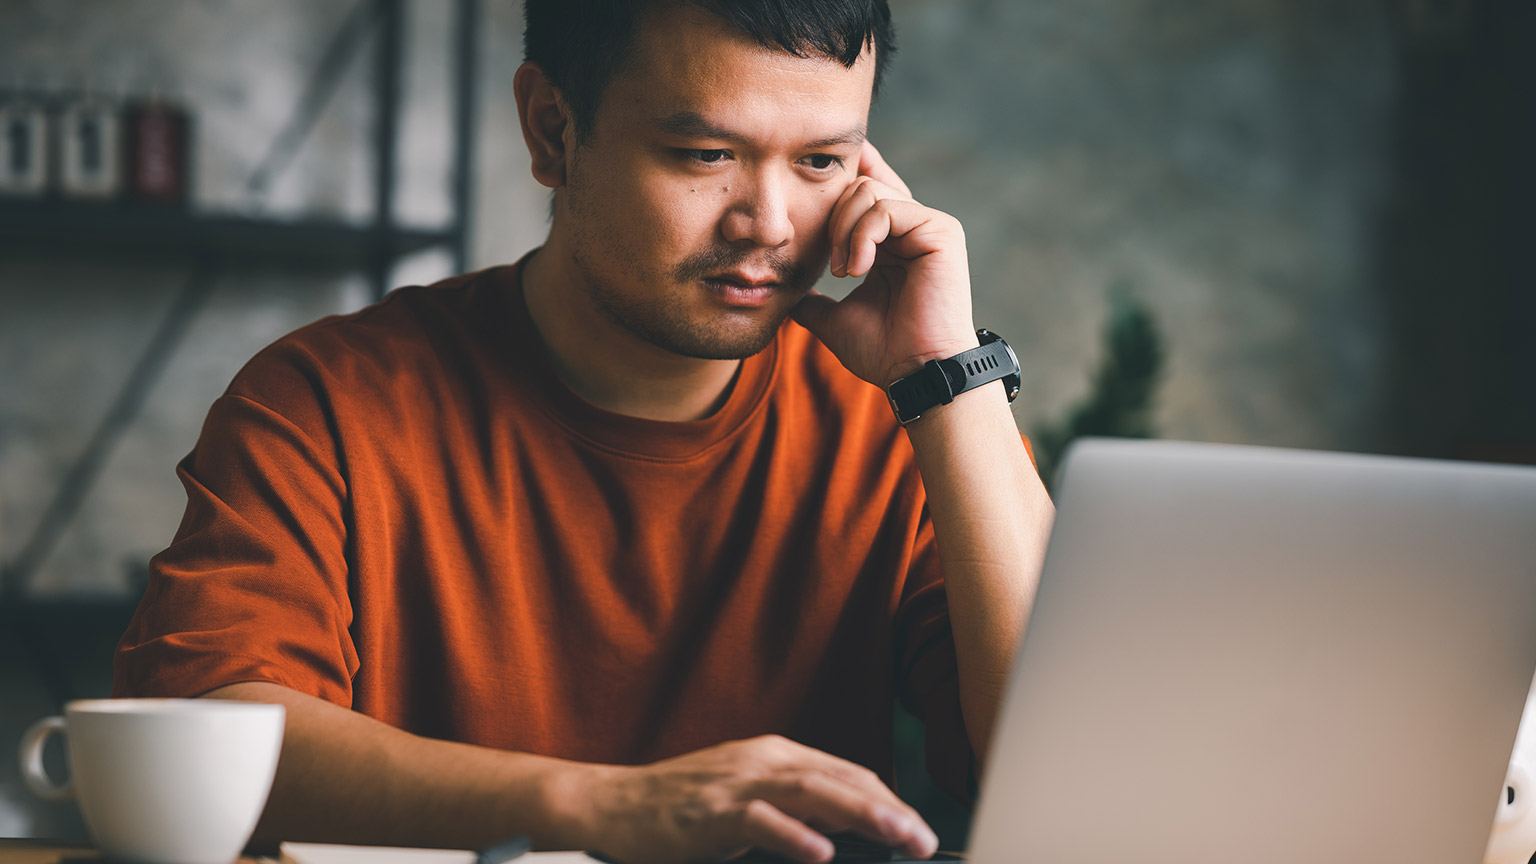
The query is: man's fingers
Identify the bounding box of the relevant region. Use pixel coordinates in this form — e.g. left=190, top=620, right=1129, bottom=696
left=735, top=798, right=834, bottom=864
left=844, top=199, right=948, bottom=278
left=760, top=735, right=922, bottom=825
left=748, top=741, right=938, bottom=858
left=844, top=204, right=897, bottom=278
left=800, top=753, right=909, bottom=813
left=828, top=176, right=911, bottom=276
left=858, top=141, right=912, bottom=198
left=829, top=179, right=953, bottom=279
left=751, top=772, right=929, bottom=854
left=828, top=178, right=881, bottom=276
left=795, top=754, right=937, bottom=857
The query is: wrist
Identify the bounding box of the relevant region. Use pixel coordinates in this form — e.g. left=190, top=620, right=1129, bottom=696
left=903, top=379, right=1012, bottom=437
left=536, top=760, right=620, bottom=851
left=885, top=333, right=981, bottom=389
left=885, top=329, right=1019, bottom=426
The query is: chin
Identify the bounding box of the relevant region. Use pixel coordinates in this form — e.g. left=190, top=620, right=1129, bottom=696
left=653, top=313, right=790, bottom=361
left=666, top=329, right=783, bottom=361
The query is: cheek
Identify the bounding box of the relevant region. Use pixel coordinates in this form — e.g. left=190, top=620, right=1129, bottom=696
left=580, top=173, right=713, bottom=268
left=796, top=184, right=845, bottom=246
left=636, top=171, right=730, bottom=242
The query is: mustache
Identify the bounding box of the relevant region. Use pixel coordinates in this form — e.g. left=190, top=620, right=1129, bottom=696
left=673, top=246, right=810, bottom=287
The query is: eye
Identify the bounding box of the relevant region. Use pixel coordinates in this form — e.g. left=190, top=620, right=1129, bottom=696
left=683, top=149, right=731, bottom=165
left=801, top=154, right=844, bottom=172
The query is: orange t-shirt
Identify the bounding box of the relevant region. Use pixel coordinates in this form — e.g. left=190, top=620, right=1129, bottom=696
left=114, top=262, right=972, bottom=797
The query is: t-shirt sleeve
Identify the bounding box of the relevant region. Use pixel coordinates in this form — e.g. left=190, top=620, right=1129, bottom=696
left=113, top=342, right=359, bottom=704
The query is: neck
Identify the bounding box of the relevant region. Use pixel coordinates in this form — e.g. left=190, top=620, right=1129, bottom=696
left=521, top=241, right=744, bottom=422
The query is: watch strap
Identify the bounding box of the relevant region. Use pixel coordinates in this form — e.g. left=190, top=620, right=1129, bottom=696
left=886, top=331, right=1019, bottom=425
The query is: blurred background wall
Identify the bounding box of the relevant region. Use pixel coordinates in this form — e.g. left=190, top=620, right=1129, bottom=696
left=1, top=0, right=1532, bottom=844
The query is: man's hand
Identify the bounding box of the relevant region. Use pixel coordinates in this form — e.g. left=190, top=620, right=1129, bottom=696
left=581, top=735, right=939, bottom=864
left=792, top=142, right=978, bottom=389
left=206, top=684, right=934, bottom=863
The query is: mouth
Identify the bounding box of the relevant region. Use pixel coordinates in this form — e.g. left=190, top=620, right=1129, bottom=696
left=702, top=272, right=781, bottom=308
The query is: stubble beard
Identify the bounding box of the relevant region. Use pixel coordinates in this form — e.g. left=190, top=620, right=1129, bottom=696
left=565, top=167, right=821, bottom=361
left=577, top=244, right=817, bottom=361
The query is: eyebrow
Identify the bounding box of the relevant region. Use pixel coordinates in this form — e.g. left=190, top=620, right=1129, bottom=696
left=653, top=111, right=867, bottom=149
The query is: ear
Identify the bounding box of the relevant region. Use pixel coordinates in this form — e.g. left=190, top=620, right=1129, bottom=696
left=514, top=61, right=571, bottom=189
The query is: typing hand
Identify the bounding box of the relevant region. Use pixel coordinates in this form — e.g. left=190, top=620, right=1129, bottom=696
left=734, top=832, right=961, bottom=864
left=580, top=735, right=938, bottom=864
left=791, top=141, right=978, bottom=391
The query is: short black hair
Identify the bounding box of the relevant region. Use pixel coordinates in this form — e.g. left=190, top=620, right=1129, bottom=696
left=523, top=0, right=896, bottom=143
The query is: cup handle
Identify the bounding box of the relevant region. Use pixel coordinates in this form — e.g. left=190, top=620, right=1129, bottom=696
left=1499, top=760, right=1534, bottom=825
left=18, top=716, right=74, bottom=802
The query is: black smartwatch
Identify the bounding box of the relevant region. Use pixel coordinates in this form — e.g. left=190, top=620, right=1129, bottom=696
left=885, top=329, right=1020, bottom=425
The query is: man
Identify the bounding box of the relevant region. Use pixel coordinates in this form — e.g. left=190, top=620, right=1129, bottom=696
left=113, top=2, right=1054, bottom=862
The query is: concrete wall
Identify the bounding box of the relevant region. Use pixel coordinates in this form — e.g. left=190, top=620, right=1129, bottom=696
left=0, top=0, right=1417, bottom=840
left=882, top=1, right=1395, bottom=453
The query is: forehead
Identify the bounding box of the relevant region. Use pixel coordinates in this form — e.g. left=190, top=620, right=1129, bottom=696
left=600, top=4, right=876, bottom=139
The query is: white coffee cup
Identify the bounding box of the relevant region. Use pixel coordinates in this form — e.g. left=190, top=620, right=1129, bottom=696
left=19, top=698, right=285, bottom=864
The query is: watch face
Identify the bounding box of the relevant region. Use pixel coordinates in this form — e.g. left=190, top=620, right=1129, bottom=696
left=1000, top=339, right=1022, bottom=401
left=978, top=330, right=1022, bottom=403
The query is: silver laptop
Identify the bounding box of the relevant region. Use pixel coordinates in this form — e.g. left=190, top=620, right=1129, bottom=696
left=968, top=438, right=1536, bottom=864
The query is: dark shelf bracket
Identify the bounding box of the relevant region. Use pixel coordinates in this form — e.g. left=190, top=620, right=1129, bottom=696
left=371, top=0, right=404, bottom=301
left=452, top=0, right=481, bottom=274
left=246, top=0, right=381, bottom=203
left=1, top=262, right=219, bottom=600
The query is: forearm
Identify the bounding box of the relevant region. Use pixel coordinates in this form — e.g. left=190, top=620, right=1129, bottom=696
left=904, top=383, right=1054, bottom=769
left=203, top=682, right=601, bottom=851
left=205, top=682, right=937, bottom=864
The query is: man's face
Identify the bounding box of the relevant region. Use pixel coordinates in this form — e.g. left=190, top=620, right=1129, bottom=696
left=556, top=4, right=876, bottom=360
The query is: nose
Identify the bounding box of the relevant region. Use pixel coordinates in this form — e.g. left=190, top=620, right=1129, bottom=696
left=719, top=167, right=794, bottom=249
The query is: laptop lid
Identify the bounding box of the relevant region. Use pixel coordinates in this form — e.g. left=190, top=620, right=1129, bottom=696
left=969, top=439, right=1536, bottom=864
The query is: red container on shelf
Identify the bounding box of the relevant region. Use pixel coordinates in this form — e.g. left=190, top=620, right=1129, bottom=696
left=124, top=97, right=191, bottom=205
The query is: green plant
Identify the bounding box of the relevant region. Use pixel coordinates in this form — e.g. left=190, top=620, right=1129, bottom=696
left=1030, top=290, right=1164, bottom=487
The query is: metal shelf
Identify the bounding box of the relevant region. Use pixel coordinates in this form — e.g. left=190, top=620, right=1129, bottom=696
left=0, top=198, right=455, bottom=269
left=0, top=0, right=482, bottom=652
